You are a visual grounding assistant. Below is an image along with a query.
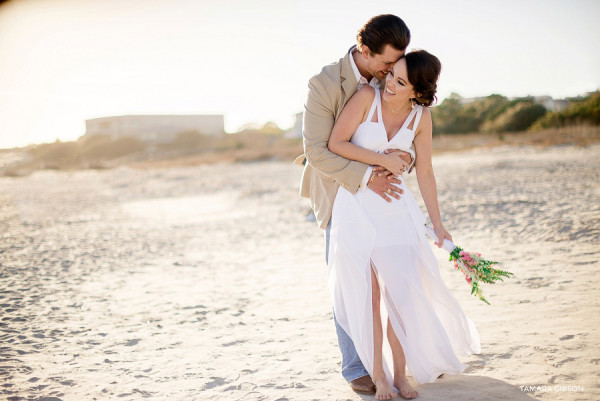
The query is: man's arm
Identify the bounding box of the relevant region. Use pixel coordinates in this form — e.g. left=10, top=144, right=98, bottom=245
left=302, top=76, right=409, bottom=200
left=302, top=77, right=367, bottom=193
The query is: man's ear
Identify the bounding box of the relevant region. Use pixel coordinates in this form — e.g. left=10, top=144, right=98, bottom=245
left=361, top=45, right=371, bottom=59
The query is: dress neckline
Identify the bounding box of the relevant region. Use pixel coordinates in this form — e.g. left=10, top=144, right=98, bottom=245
left=373, top=89, right=419, bottom=143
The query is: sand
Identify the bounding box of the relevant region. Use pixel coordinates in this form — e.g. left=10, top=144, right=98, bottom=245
left=0, top=143, right=599, bottom=401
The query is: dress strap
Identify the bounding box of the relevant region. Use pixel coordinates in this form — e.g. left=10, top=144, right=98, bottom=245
left=365, top=88, right=381, bottom=123
left=402, top=104, right=424, bottom=132
left=376, top=89, right=384, bottom=124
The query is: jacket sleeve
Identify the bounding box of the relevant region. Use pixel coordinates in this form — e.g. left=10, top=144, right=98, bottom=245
left=302, top=76, right=368, bottom=193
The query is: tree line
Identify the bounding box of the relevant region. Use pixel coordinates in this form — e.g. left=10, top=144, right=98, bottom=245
left=431, top=91, right=600, bottom=134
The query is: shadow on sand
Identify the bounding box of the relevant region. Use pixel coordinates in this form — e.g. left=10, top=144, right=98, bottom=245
left=354, top=374, right=534, bottom=401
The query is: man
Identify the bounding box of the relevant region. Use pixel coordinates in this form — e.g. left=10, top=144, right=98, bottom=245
left=295, top=15, right=414, bottom=394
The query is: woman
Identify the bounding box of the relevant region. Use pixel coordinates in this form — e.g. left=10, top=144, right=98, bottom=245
left=327, top=50, right=480, bottom=400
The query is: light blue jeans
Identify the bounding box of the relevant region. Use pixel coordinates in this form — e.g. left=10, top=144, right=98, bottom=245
left=325, top=218, right=369, bottom=382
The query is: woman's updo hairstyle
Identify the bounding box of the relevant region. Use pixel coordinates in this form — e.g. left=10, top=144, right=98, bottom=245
left=405, top=50, right=441, bottom=107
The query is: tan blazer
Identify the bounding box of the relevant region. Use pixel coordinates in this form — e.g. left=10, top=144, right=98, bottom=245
left=295, top=50, right=414, bottom=229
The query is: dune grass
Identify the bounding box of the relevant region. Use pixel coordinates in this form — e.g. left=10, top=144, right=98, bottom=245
left=2, top=125, right=599, bottom=176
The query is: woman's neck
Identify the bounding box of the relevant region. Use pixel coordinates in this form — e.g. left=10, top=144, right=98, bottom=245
left=382, top=96, right=412, bottom=116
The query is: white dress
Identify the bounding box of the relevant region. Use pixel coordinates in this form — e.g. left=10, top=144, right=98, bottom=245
left=328, top=89, right=481, bottom=387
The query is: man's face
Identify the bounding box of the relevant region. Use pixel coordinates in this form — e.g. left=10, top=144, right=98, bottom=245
left=363, top=44, right=405, bottom=81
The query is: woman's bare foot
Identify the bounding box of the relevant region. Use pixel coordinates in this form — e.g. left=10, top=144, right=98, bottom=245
left=394, top=376, right=418, bottom=399
left=373, top=377, right=395, bottom=400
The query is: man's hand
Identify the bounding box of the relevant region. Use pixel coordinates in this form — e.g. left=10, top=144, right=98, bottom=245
left=367, top=148, right=412, bottom=202
left=368, top=166, right=403, bottom=202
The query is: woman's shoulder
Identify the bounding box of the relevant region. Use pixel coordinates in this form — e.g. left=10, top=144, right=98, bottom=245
left=414, top=104, right=432, bottom=136
left=356, top=85, right=377, bottom=99
left=413, top=104, right=430, bottom=119
left=418, top=104, right=430, bottom=117
left=347, top=85, right=377, bottom=108
left=346, top=85, right=375, bottom=110
left=337, top=86, right=377, bottom=126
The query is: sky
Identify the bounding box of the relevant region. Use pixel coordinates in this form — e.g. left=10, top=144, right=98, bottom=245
left=0, top=0, right=598, bottom=149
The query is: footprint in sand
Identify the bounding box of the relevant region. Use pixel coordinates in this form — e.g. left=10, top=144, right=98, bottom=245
left=203, top=376, right=228, bottom=390
left=559, top=334, right=574, bottom=340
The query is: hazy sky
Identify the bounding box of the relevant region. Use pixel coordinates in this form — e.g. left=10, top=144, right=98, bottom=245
left=0, top=0, right=598, bottom=148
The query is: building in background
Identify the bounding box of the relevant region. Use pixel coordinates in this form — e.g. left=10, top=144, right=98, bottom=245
left=532, top=96, right=568, bottom=112
left=85, top=115, right=225, bottom=143
left=284, top=112, right=303, bottom=138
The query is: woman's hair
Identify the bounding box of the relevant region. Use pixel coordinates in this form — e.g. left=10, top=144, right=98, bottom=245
left=356, top=14, right=410, bottom=55
left=405, top=50, right=441, bottom=107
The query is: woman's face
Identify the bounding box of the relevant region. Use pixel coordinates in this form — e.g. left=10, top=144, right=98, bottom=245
left=383, top=58, right=415, bottom=103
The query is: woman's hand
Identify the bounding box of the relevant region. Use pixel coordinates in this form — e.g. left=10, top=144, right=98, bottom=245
left=433, top=224, right=452, bottom=248
left=382, top=153, right=410, bottom=176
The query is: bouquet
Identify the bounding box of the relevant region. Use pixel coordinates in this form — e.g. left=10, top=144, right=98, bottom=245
left=424, top=225, right=513, bottom=304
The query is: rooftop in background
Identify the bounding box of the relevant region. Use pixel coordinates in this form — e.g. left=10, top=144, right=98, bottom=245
left=85, top=115, right=225, bottom=143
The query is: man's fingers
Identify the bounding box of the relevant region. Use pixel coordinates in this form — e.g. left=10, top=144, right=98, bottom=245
left=376, top=191, right=392, bottom=202
left=378, top=193, right=391, bottom=202
left=387, top=176, right=402, bottom=185
left=388, top=184, right=404, bottom=194
left=381, top=184, right=402, bottom=200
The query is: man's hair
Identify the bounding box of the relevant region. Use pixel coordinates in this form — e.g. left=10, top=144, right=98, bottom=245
left=356, top=14, right=410, bottom=55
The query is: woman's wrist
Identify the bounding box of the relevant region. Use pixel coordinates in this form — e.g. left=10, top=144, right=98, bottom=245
left=377, top=153, right=389, bottom=171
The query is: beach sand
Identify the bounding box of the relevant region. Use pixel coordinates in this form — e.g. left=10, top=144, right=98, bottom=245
left=1, top=143, right=599, bottom=401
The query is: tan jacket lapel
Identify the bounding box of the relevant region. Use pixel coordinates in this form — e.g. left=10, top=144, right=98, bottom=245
left=340, top=52, right=357, bottom=116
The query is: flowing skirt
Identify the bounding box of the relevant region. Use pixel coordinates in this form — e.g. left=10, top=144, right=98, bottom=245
left=328, top=184, right=480, bottom=387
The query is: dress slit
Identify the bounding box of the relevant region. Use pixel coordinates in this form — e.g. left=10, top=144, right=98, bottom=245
left=328, top=88, right=480, bottom=386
